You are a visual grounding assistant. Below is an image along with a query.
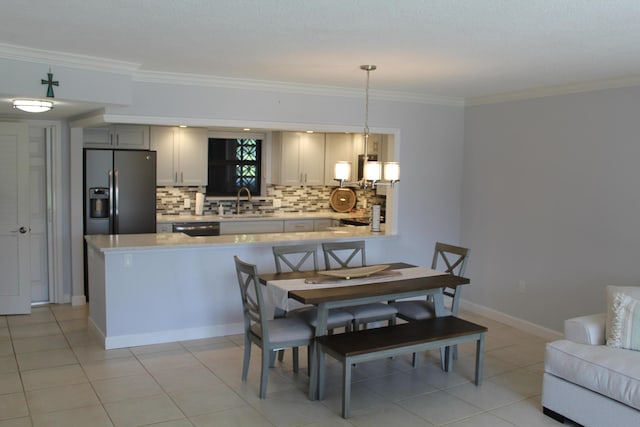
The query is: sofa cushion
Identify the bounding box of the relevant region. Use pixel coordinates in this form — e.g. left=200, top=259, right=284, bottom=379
left=606, top=285, right=640, bottom=344
left=608, top=293, right=640, bottom=351
left=546, top=339, right=640, bottom=411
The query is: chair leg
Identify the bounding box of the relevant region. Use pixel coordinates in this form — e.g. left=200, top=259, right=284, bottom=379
left=269, top=350, right=276, bottom=368
left=293, top=347, right=299, bottom=373
left=242, top=336, right=251, bottom=381
left=412, top=352, right=417, bottom=367
left=277, top=349, right=285, bottom=362
left=260, top=348, right=270, bottom=399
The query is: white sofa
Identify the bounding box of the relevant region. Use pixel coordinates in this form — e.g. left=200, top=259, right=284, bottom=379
left=542, top=292, right=640, bottom=426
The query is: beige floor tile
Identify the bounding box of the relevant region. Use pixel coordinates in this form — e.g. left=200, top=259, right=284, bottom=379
left=9, top=322, right=62, bottom=339
left=103, top=393, right=184, bottom=427
left=490, top=396, right=569, bottom=427
left=152, top=364, right=223, bottom=393
left=21, top=364, right=87, bottom=391
left=444, top=412, right=518, bottom=427
left=0, top=342, right=13, bottom=358
left=12, top=334, right=69, bottom=354
left=6, top=310, right=56, bottom=327
left=0, top=416, right=32, bottom=427
left=445, top=380, right=524, bottom=411
left=26, top=382, right=100, bottom=414
left=64, top=329, right=101, bottom=347
left=92, top=373, right=163, bottom=403
left=169, top=383, right=245, bottom=416
left=58, top=318, right=88, bottom=334
left=357, top=370, right=439, bottom=401
left=189, top=404, right=276, bottom=427
left=30, top=403, right=113, bottom=427
left=81, top=356, right=147, bottom=381
left=129, top=341, right=184, bottom=356
left=136, top=349, right=201, bottom=373
left=0, top=329, right=9, bottom=341
left=15, top=348, right=77, bottom=371
left=0, top=372, right=22, bottom=395
left=490, top=369, right=544, bottom=399
left=50, top=304, right=89, bottom=321
left=0, top=392, right=29, bottom=420
left=72, top=344, right=132, bottom=363
left=0, top=356, right=17, bottom=375
left=347, top=401, right=436, bottom=426
left=397, top=390, right=484, bottom=426
left=143, top=420, right=192, bottom=427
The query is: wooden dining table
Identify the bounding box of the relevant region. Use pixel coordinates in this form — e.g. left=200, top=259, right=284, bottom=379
left=259, top=262, right=471, bottom=400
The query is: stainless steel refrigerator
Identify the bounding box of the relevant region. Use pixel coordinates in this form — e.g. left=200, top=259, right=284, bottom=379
left=84, top=149, right=157, bottom=235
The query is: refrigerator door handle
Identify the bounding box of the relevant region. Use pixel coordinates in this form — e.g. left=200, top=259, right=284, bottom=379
left=108, top=170, right=115, bottom=234
left=113, top=170, right=120, bottom=234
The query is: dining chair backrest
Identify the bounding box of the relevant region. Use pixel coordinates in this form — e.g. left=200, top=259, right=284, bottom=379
left=322, top=240, right=366, bottom=270
left=273, top=244, right=319, bottom=273
left=431, top=242, right=469, bottom=315
left=234, top=255, right=268, bottom=340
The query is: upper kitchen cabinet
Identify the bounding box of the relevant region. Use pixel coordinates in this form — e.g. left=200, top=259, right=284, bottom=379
left=150, top=126, right=208, bottom=186
left=324, top=133, right=357, bottom=185
left=83, top=125, right=150, bottom=150
left=271, top=131, right=325, bottom=186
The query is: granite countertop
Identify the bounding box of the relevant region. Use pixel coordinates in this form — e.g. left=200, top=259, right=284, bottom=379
left=85, top=226, right=389, bottom=252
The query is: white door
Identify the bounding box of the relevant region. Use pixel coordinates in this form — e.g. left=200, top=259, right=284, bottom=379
left=0, top=122, right=31, bottom=314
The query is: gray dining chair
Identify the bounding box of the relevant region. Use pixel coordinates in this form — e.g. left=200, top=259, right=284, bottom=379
left=321, top=241, right=397, bottom=330
left=390, top=241, right=470, bottom=365
left=272, top=244, right=354, bottom=364
left=234, top=255, right=314, bottom=398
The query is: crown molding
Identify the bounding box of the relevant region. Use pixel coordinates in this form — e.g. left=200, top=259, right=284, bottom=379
left=0, top=43, right=140, bottom=74
left=466, top=75, right=640, bottom=106
left=133, top=70, right=464, bottom=106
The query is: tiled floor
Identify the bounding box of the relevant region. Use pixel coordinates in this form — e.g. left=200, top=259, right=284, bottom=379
left=0, top=305, right=574, bottom=427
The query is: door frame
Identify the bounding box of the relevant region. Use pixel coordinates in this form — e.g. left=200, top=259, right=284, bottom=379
left=26, top=119, right=65, bottom=304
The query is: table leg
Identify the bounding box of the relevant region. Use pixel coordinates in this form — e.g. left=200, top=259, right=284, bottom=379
left=309, top=302, right=329, bottom=400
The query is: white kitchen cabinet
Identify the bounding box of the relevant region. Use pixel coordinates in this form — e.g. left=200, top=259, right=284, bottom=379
left=220, top=220, right=284, bottom=235
left=83, top=125, right=150, bottom=149
left=272, top=131, right=325, bottom=185
left=313, top=218, right=333, bottom=231
left=284, top=219, right=314, bottom=232
left=324, top=133, right=357, bottom=185
left=150, top=126, right=208, bottom=186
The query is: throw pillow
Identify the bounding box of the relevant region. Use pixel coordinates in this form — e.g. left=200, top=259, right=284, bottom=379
left=605, top=285, right=640, bottom=343
left=607, top=292, right=640, bottom=351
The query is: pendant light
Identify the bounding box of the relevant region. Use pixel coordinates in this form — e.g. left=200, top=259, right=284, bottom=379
left=334, top=65, right=400, bottom=188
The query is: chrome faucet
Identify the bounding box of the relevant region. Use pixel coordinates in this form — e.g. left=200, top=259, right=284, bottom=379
left=236, top=187, right=252, bottom=215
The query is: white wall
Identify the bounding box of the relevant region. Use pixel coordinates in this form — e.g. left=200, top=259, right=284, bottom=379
left=462, top=86, right=640, bottom=331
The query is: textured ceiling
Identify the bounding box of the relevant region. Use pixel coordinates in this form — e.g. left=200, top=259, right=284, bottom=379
left=2, top=0, right=640, bottom=109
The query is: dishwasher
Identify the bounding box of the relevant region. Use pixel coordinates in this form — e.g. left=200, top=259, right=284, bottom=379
left=172, top=222, right=220, bottom=236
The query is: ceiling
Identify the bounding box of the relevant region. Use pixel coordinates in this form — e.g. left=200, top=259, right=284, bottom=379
left=2, top=1, right=640, bottom=119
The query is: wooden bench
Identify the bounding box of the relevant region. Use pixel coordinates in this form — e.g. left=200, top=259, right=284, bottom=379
left=316, top=316, right=487, bottom=418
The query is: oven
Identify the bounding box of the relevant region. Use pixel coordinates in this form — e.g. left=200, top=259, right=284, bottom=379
left=172, top=222, right=220, bottom=236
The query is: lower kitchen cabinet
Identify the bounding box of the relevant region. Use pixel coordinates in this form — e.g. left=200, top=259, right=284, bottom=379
left=284, top=219, right=314, bottom=232
left=220, top=220, right=284, bottom=235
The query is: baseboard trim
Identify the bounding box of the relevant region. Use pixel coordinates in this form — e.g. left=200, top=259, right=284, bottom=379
left=460, top=299, right=563, bottom=341
left=71, top=295, right=86, bottom=306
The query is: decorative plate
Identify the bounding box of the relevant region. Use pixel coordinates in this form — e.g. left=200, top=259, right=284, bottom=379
left=329, top=187, right=357, bottom=213
left=317, top=264, right=390, bottom=280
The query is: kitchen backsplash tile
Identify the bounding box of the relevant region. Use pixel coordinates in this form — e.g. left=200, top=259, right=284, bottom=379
left=156, top=185, right=385, bottom=216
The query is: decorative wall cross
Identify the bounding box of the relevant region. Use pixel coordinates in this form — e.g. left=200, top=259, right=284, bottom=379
left=41, top=69, right=59, bottom=98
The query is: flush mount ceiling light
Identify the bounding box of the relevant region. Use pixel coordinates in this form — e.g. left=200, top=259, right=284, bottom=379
left=334, top=65, right=400, bottom=189
left=12, top=99, right=53, bottom=113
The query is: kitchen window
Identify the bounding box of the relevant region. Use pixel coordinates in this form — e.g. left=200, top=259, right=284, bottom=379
left=206, top=138, right=262, bottom=196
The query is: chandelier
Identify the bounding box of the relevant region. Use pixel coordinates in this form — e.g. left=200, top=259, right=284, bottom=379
left=334, top=65, right=400, bottom=189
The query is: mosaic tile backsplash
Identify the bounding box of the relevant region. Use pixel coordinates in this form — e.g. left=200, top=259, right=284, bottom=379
left=156, top=185, right=385, bottom=216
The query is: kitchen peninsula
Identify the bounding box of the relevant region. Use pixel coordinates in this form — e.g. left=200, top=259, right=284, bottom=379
left=85, top=224, right=395, bottom=349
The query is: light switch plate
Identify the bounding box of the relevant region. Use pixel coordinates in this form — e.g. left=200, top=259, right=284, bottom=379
left=184, top=198, right=191, bottom=208
left=273, top=198, right=282, bottom=208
